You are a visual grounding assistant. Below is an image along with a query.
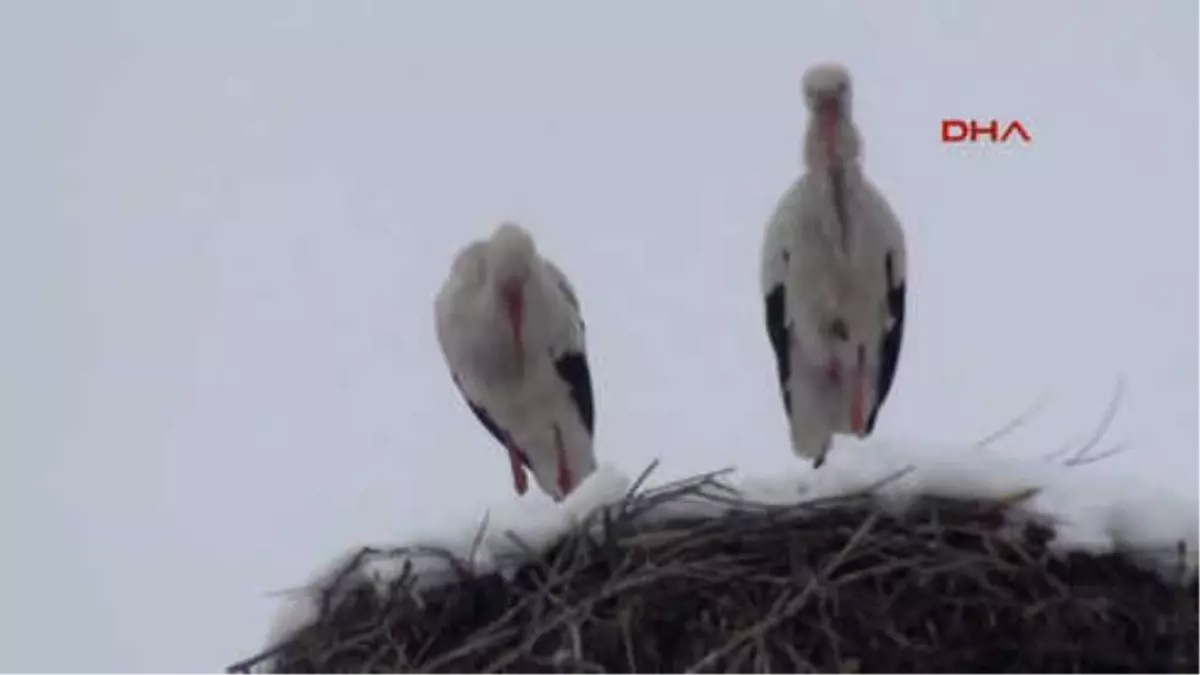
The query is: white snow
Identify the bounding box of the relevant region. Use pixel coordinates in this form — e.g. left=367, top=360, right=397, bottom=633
left=256, top=439, right=1197, bottom=669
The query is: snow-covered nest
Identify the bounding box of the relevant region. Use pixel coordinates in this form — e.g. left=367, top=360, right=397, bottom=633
left=230, top=438, right=1198, bottom=674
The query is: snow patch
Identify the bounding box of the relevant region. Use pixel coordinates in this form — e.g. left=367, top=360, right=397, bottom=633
left=729, top=436, right=1198, bottom=574
left=256, top=441, right=1197, bottom=669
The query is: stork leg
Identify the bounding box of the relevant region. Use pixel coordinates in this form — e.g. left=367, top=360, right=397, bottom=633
left=850, top=344, right=867, bottom=434
left=553, top=425, right=573, bottom=498
left=506, top=445, right=529, bottom=495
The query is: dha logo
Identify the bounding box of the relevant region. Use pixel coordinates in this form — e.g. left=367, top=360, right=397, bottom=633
left=941, top=119, right=1032, bottom=144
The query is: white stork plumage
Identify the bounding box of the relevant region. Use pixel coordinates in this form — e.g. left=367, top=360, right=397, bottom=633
left=760, top=62, right=909, bottom=468
left=435, top=222, right=597, bottom=501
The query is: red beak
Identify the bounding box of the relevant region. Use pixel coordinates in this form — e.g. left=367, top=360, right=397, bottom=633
left=818, top=99, right=839, bottom=157
left=501, top=280, right=524, bottom=361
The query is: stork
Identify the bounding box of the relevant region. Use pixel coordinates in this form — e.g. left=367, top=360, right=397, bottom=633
left=435, top=222, right=597, bottom=501
left=760, top=63, right=909, bottom=468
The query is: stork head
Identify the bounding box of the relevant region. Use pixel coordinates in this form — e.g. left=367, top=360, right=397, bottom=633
left=487, top=222, right=537, bottom=364
left=801, top=62, right=860, bottom=167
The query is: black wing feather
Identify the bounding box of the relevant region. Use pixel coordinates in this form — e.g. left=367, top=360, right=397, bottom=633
left=764, top=284, right=792, bottom=415
left=452, top=375, right=531, bottom=467
left=554, top=352, right=595, bottom=436
left=864, top=252, right=905, bottom=434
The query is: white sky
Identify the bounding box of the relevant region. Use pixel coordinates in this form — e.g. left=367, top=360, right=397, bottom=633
left=1, top=1, right=1195, bottom=671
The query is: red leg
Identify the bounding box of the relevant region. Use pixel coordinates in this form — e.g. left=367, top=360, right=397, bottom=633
left=554, top=426, right=573, bottom=497
left=506, top=446, right=529, bottom=495
left=850, top=347, right=867, bottom=434
left=850, top=374, right=866, bottom=434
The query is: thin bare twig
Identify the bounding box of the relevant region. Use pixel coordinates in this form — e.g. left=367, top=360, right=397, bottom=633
left=974, top=391, right=1053, bottom=449
left=683, top=512, right=881, bottom=673
left=1061, top=376, right=1127, bottom=467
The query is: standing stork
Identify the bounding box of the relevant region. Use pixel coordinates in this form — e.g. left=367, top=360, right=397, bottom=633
left=435, top=222, right=597, bottom=501
left=760, top=63, right=909, bottom=468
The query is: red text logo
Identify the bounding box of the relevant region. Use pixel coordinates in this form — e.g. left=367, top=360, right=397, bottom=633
left=941, top=119, right=1032, bottom=144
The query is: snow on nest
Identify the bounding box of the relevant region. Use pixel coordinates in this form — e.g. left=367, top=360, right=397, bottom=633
left=257, top=437, right=1198, bottom=667
left=257, top=463, right=634, bottom=668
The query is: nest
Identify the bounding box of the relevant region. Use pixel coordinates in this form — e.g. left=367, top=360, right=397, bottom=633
left=232, top=470, right=1198, bottom=674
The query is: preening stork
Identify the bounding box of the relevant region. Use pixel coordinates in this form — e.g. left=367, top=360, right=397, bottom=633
left=760, top=63, right=909, bottom=468
left=435, top=222, right=597, bottom=501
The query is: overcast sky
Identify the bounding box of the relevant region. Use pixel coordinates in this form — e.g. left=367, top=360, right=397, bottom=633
left=1, top=1, right=1195, bottom=671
